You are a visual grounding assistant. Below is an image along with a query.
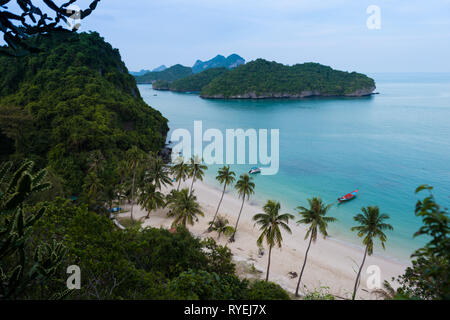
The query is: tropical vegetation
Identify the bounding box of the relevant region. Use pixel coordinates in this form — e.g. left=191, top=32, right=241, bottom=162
left=201, top=59, right=376, bottom=98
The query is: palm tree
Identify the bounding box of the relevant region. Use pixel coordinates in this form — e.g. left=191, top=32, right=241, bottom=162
left=82, top=170, right=104, bottom=209
left=144, top=154, right=172, bottom=190
left=187, top=155, right=207, bottom=195
left=87, top=150, right=105, bottom=175
left=230, top=173, right=255, bottom=242
left=171, top=157, right=189, bottom=191
left=209, top=215, right=235, bottom=240
left=126, top=146, right=145, bottom=222
left=209, top=165, right=236, bottom=231
left=253, top=200, right=294, bottom=281
left=351, top=206, right=393, bottom=300
left=167, top=188, right=204, bottom=229
left=138, top=183, right=165, bottom=219
left=295, top=197, right=336, bottom=297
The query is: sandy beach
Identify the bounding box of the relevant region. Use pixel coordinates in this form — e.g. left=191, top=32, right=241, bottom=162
left=120, top=178, right=408, bottom=300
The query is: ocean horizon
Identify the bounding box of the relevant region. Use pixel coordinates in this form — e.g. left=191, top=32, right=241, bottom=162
left=139, top=72, right=450, bottom=263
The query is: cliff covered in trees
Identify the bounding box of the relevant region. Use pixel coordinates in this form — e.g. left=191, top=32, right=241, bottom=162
left=0, top=31, right=169, bottom=194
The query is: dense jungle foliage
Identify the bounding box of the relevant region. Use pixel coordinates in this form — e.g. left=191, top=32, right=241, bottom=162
left=201, top=59, right=376, bottom=98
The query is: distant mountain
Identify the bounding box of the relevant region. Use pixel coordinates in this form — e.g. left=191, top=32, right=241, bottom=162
left=201, top=59, right=376, bottom=99
left=130, top=69, right=151, bottom=76
left=152, top=65, right=167, bottom=72
left=153, top=67, right=229, bottom=92
left=134, top=64, right=193, bottom=84
left=192, top=54, right=245, bottom=74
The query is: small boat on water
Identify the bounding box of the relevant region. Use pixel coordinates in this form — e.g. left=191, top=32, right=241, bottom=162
left=338, top=189, right=358, bottom=203
left=248, top=167, right=261, bottom=174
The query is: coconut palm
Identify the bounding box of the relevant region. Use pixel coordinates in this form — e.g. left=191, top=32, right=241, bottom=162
left=87, top=150, right=105, bottom=174
left=171, top=156, right=189, bottom=191
left=126, top=146, right=145, bottom=222
left=230, top=173, right=255, bottom=242
left=187, top=155, right=207, bottom=195
left=167, top=188, right=204, bottom=229
left=295, top=197, right=336, bottom=297
left=144, top=154, right=172, bottom=190
left=209, top=215, right=235, bottom=240
left=138, top=183, right=165, bottom=219
left=253, top=200, right=294, bottom=281
left=351, top=206, right=393, bottom=300
left=82, top=170, right=104, bottom=209
left=209, top=165, right=236, bottom=231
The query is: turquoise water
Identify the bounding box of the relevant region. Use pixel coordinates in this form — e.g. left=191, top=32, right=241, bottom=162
left=139, top=73, right=450, bottom=262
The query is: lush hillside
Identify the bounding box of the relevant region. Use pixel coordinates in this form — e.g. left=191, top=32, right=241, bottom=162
left=154, top=67, right=229, bottom=92
left=0, top=31, right=168, bottom=194
left=192, top=54, right=245, bottom=74
left=135, top=64, right=193, bottom=83
left=201, top=59, right=376, bottom=99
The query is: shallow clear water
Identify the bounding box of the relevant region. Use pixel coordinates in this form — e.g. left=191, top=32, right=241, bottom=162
left=139, top=73, right=450, bottom=262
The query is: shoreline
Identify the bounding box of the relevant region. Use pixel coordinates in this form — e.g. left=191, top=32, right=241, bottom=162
left=122, top=177, right=409, bottom=300
left=200, top=171, right=413, bottom=265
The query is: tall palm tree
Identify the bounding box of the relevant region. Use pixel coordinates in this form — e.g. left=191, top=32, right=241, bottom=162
left=145, top=154, right=172, bottom=190
left=295, top=197, right=336, bottom=297
left=138, top=183, right=165, bottom=219
left=253, top=200, right=294, bottom=281
left=230, top=173, right=255, bottom=242
left=209, top=165, right=236, bottom=231
left=171, top=156, right=189, bottom=191
left=209, top=215, right=235, bottom=240
left=126, top=146, right=145, bottom=222
left=87, top=150, right=105, bottom=175
left=351, top=206, right=393, bottom=300
left=82, top=170, right=104, bottom=209
left=187, top=155, right=207, bottom=195
left=167, top=188, right=204, bottom=229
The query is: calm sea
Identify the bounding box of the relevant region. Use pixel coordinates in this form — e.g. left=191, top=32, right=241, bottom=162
left=139, top=73, right=450, bottom=262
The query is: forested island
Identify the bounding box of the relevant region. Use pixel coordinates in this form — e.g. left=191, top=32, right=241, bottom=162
left=201, top=59, right=376, bottom=99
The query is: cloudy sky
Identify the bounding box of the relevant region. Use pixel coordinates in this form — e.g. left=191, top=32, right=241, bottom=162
left=44, top=0, right=450, bottom=72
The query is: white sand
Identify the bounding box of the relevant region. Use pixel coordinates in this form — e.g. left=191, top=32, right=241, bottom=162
left=121, top=178, right=408, bottom=300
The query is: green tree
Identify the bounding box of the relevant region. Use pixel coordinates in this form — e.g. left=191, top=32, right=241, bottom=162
left=187, top=156, right=207, bottom=195
left=167, top=188, right=204, bottom=229
left=209, top=215, right=235, bottom=240
left=126, top=146, right=146, bottom=222
left=253, top=200, right=294, bottom=281
left=171, top=156, right=189, bottom=191
left=0, top=160, right=66, bottom=300
left=209, top=165, right=235, bottom=231
left=144, top=154, right=172, bottom=190
left=138, top=183, right=165, bottom=220
left=395, top=185, right=449, bottom=300
left=82, top=170, right=104, bottom=210
left=351, top=206, right=393, bottom=300
left=231, top=173, right=255, bottom=242
left=295, top=197, right=336, bottom=297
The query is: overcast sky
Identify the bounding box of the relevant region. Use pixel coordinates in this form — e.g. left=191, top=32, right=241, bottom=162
left=39, top=0, right=450, bottom=72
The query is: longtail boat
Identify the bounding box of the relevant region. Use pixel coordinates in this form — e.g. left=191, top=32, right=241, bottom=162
left=338, top=189, right=358, bottom=203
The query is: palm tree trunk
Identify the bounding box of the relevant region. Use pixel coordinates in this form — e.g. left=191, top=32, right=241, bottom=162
left=209, top=184, right=226, bottom=231
left=130, top=167, right=136, bottom=222
left=230, top=197, right=245, bottom=242
left=189, top=169, right=197, bottom=195
left=266, top=245, right=273, bottom=281
left=352, top=245, right=369, bottom=300
left=177, top=176, right=182, bottom=191
left=295, top=233, right=313, bottom=297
